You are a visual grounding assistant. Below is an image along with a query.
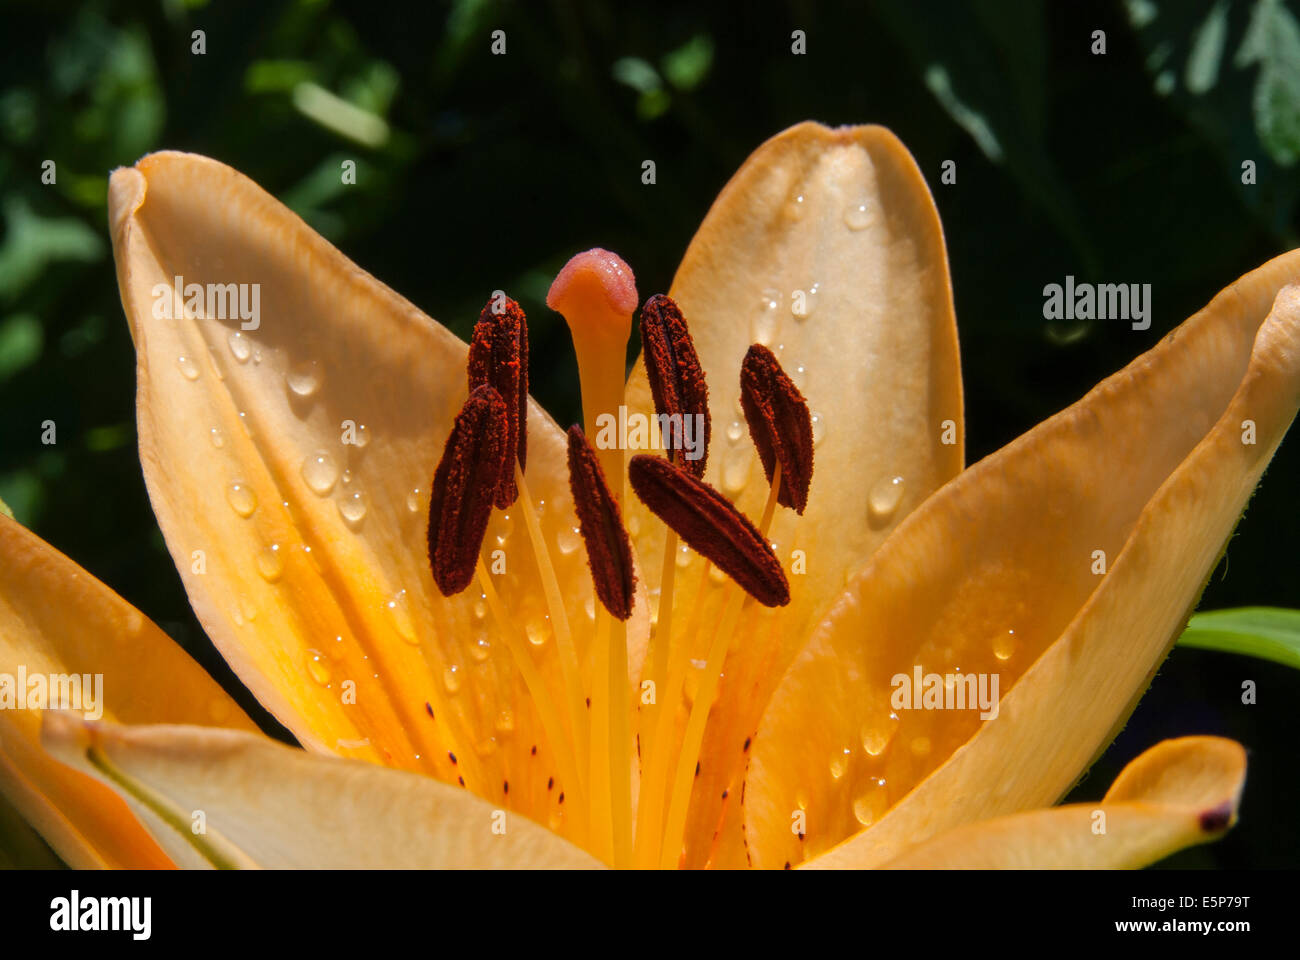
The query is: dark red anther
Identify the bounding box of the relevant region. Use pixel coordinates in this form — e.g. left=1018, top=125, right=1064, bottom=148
left=640, top=294, right=710, bottom=478
left=427, top=385, right=510, bottom=596
left=628, top=455, right=789, bottom=607
left=467, top=293, right=529, bottom=508
left=567, top=426, right=636, bottom=620
left=740, top=344, right=814, bottom=515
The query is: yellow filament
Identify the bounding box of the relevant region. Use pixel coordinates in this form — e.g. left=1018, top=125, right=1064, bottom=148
left=658, top=464, right=782, bottom=868
left=588, top=610, right=614, bottom=864
left=634, top=556, right=710, bottom=867
left=513, top=461, right=588, bottom=791
left=608, top=614, right=633, bottom=867
left=476, top=558, right=585, bottom=845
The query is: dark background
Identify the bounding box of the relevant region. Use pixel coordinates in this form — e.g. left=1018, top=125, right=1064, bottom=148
left=0, top=0, right=1295, bottom=867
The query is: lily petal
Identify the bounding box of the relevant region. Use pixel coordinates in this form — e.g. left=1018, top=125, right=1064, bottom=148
left=109, top=153, right=645, bottom=841
left=0, top=514, right=255, bottom=868
left=624, top=122, right=964, bottom=865
left=746, top=254, right=1300, bottom=868
left=41, top=713, right=600, bottom=869
left=877, top=737, right=1246, bottom=869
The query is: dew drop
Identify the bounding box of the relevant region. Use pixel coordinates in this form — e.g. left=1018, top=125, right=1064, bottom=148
left=526, top=615, right=552, bottom=648
left=860, top=711, right=900, bottom=757
left=789, top=362, right=808, bottom=390
left=844, top=201, right=875, bottom=231
left=867, top=475, right=905, bottom=526
left=474, top=737, right=498, bottom=758
left=495, top=710, right=515, bottom=734
left=993, top=628, right=1017, bottom=661
left=176, top=355, right=200, bottom=381
left=471, top=636, right=491, bottom=661
left=239, top=595, right=257, bottom=621
left=584, top=596, right=596, bottom=621
left=853, top=777, right=888, bottom=826
left=829, top=747, right=851, bottom=781
left=209, top=426, right=225, bottom=449
left=306, top=650, right=331, bottom=685
left=783, top=194, right=806, bottom=222
left=353, top=423, right=371, bottom=448
left=386, top=589, right=416, bottom=643
left=473, top=595, right=488, bottom=621
left=286, top=359, right=322, bottom=397
left=226, top=482, right=257, bottom=517
left=722, top=445, right=752, bottom=495
left=675, top=543, right=692, bottom=569
left=557, top=525, right=581, bottom=556
left=338, top=489, right=368, bottom=528
left=810, top=411, right=826, bottom=447
left=627, top=514, right=640, bottom=537
left=708, top=564, right=727, bottom=586
left=227, top=331, right=252, bottom=362
left=407, top=488, right=422, bottom=513
left=443, top=664, right=462, bottom=694
left=256, top=543, right=284, bottom=582
left=752, top=290, right=780, bottom=345
left=726, top=419, right=744, bottom=443
left=300, top=451, right=339, bottom=496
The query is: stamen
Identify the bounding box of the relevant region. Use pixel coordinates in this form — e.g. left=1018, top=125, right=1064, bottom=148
left=566, top=426, right=636, bottom=620
left=640, top=294, right=711, bottom=477
left=467, top=294, right=529, bottom=507
left=628, top=455, right=790, bottom=608
left=426, top=385, right=509, bottom=595
left=547, top=248, right=638, bottom=488
left=740, top=344, right=814, bottom=514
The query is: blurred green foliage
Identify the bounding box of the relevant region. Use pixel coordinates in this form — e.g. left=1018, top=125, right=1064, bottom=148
left=0, top=0, right=1297, bottom=867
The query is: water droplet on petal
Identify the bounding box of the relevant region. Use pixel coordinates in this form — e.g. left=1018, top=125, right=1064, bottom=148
left=338, top=489, right=367, bottom=528
left=557, top=525, right=580, bottom=556
left=853, top=777, right=888, bottom=826
left=177, top=355, right=200, bottom=380
left=868, top=475, right=905, bottom=526
left=227, top=331, right=251, bottom=362
left=386, top=589, right=417, bottom=643
left=471, top=636, right=491, bottom=661
left=526, top=615, right=552, bottom=648
left=751, top=296, right=778, bottom=346
left=443, top=664, right=461, bottom=693
left=256, top=543, right=284, bottom=582
left=675, top=543, right=692, bottom=569
left=301, top=451, right=338, bottom=496
left=407, top=488, right=422, bottom=513
left=353, top=423, right=371, bottom=448
left=726, top=420, right=744, bottom=443
left=495, top=710, right=515, bottom=734
left=993, top=628, right=1017, bottom=661
left=810, top=411, right=825, bottom=447
left=722, top=445, right=752, bottom=494
left=226, top=482, right=257, bottom=517
left=287, top=359, right=322, bottom=397
left=829, top=747, right=851, bottom=780
left=860, top=712, right=899, bottom=756
left=209, top=426, right=225, bottom=448
left=844, top=201, right=874, bottom=231
left=306, top=650, right=331, bottom=685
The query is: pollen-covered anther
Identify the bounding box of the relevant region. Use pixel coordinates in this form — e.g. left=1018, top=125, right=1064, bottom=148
left=567, top=426, right=637, bottom=620
left=640, top=294, right=711, bottom=478
left=740, top=344, right=814, bottom=514
left=628, top=455, right=790, bottom=607
left=467, top=293, right=529, bottom=508
left=426, top=385, right=510, bottom=596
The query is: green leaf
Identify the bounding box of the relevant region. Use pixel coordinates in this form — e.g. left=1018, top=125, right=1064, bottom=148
left=1236, top=0, right=1300, bottom=166
left=1177, top=607, right=1300, bottom=670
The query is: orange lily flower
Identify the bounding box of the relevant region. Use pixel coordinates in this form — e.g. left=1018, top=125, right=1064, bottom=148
left=1, top=121, right=1294, bottom=869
